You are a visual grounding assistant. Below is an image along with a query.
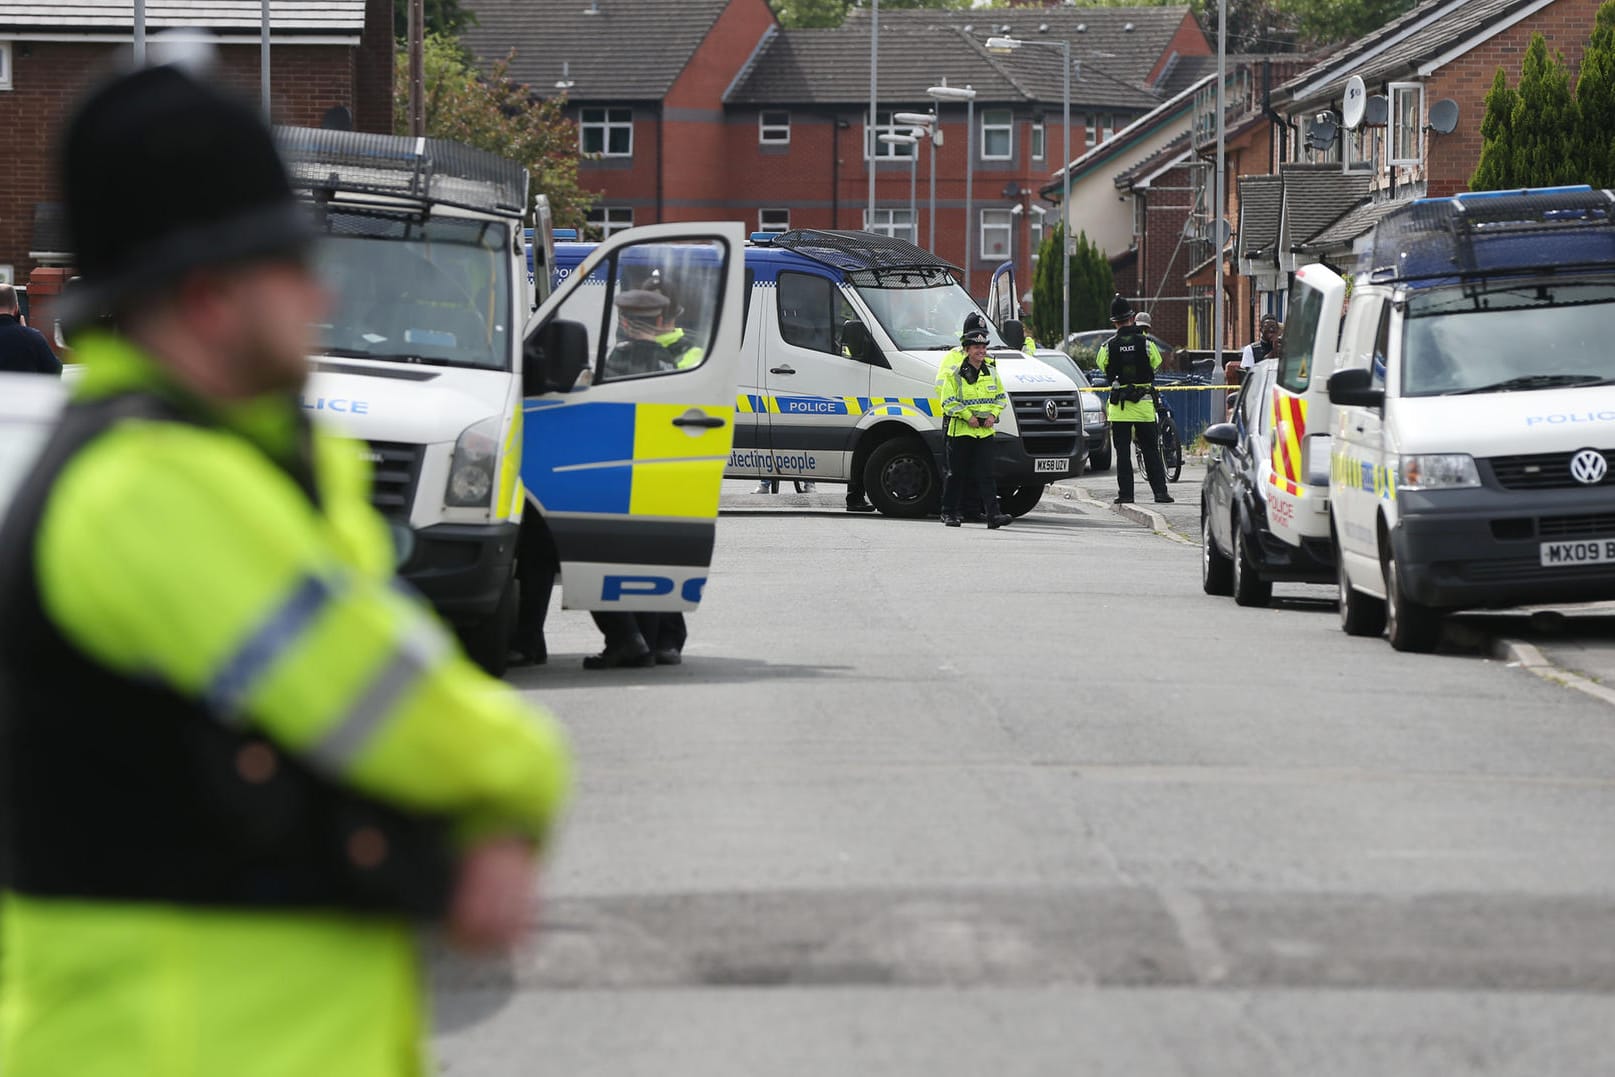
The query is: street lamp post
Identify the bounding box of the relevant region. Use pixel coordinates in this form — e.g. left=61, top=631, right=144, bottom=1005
left=926, top=83, right=976, bottom=287
left=895, top=112, right=936, bottom=249
left=868, top=0, right=879, bottom=228
left=986, top=35, right=1071, bottom=352
left=1214, top=0, right=1227, bottom=361
left=879, top=132, right=920, bottom=244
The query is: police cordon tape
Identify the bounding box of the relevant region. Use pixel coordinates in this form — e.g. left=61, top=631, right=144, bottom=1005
left=1076, top=384, right=1236, bottom=392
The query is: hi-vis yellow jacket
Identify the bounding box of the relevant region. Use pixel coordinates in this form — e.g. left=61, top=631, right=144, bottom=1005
left=0, top=334, right=571, bottom=1077
left=938, top=350, right=1008, bottom=438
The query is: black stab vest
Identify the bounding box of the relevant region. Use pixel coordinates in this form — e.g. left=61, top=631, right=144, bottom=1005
left=1107, top=327, right=1155, bottom=385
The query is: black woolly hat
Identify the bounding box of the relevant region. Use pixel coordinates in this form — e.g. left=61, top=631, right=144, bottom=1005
left=58, top=65, right=312, bottom=326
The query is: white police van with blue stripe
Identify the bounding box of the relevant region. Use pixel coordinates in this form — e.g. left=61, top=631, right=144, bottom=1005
left=550, top=229, right=1084, bottom=517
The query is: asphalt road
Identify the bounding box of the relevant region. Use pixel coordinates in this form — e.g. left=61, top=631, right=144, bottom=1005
left=432, top=477, right=1615, bottom=1075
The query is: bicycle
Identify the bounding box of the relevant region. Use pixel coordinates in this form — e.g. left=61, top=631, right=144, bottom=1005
left=1134, top=388, right=1183, bottom=483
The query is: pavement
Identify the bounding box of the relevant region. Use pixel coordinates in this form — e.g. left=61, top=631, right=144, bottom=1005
left=431, top=470, right=1615, bottom=1076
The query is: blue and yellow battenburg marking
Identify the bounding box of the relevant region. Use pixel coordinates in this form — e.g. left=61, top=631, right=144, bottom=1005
left=1330, top=451, right=1397, bottom=500
left=735, top=393, right=936, bottom=417
left=520, top=398, right=734, bottom=519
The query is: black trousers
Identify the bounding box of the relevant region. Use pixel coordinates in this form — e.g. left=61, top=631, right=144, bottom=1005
left=1112, top=419, right=1168, bottom=501
left=512, top=523, right=557, bottom=660
left=940, top=435, right=1000, bottom=517
left=591, top=611, right=687, bottom=655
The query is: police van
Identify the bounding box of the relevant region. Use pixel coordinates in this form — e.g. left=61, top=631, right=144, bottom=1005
left=551, top=229, right=1085, bottom=517
left=1323, top=186, right=1615, bottom=651
left=278, top=128, right=745, bottom=673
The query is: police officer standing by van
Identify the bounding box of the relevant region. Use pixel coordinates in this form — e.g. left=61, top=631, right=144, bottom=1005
left=1097, top=294, right=1174, bottom=505
left=0, top=64, right=572, bottom=1075
left=938, top=317, right=1012, bottom=528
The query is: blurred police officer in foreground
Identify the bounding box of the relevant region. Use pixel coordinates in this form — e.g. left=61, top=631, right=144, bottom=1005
left=1097, top=294, right=1173, bottom=505
left=0, top=64, right=572, bottom=1075
left=938, top=317, right=1012, bottom=529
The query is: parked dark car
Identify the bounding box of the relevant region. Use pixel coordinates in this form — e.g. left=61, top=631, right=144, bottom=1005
left=1200, top=359, right=1332, bottom=606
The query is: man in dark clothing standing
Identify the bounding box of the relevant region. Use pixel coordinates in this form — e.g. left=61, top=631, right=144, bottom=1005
left=0, top=286, right=62, bottom=375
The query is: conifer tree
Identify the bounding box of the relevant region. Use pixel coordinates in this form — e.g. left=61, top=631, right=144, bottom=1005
left=1508, top=34, right=1578, bottom=187
left=1574, top=0, right=1615, bottom=187
left=1471, top=68, right=1521, bottom=191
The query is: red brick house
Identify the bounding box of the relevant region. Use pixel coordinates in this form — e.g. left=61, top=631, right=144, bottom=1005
left=465, top=0, right=1209, bottom=299
left=0, top=0, right=394, bottom=296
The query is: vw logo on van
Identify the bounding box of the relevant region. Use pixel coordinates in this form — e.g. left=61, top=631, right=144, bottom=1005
left=1044, top=399, right=1059, bottom=423
left=1570, top=448, right=1609, bottom=485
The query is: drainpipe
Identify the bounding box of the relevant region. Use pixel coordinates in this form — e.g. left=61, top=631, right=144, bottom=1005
left=656, top=103, right=665, bottom=223
left=1262, top=60, right=1295, bottom=170
left=832, top=110, right=841, bottom=229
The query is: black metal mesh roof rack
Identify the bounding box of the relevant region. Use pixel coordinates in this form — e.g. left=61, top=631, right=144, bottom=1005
left=1361, top=187, right=1615, bottom=285
left=274, top=127, right=528, bottom=216
left=766, top=229, right=960, bottom=278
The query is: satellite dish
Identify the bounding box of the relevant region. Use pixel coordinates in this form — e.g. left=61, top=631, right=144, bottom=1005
left=1429, top=98, right=1460, bottom=135
left=1364, top=95, right=1389, bottom=127
left=1307, top=111, right=1339, bottom=151
left=1342, top=75, right=1367, bottom=130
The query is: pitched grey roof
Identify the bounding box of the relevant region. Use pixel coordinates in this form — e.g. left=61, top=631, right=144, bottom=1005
left=0, top=0, right=362, bottom=32
left=1299, top=196, right=1409, bottom=252
left=1273, top=0, right=1536, bottom=109
left=1238, top=174, right=1283, bottom=259
left=462, top=0, right=731, bottom=101
left=1114, top=130, right=1191, bottom=187
left=727, top=22, right=1157, bottom=110
left=1279, top=162, right=1375, bottom=251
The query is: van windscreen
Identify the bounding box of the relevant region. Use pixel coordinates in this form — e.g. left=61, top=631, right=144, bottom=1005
left=856, top=281, right=1005, bottom=352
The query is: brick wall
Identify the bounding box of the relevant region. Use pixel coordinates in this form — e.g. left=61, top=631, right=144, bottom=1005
left=1425, top=0, right=1603, bottom=198
left=0, top=38, right=381, bottom=278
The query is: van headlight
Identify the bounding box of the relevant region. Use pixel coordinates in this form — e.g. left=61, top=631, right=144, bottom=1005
left=446, top=416, right=502, bottom=507
left=1398, top=453, right=1479, bottom=491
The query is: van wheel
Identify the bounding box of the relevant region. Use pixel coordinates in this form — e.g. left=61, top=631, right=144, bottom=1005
left=1231, top=520, right=1272, bottom=608
left=1383, top=548, right=1441, bottom=653
left=1336, top=541, right=1386, bottom=637
left=864, top=437, right=938, bottom=518
left=1201, top=507, right=1233, bottom=596
left=461, top=574, right=519, bottom=677
left=999, top=484, right=1045, bottom=518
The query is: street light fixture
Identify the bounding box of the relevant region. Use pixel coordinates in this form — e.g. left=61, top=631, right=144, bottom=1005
left=983, top=35, right=1072, bottom=353
left=879, top=132, right=920, bottom=246
left=927, top=82, right=977, bottom=288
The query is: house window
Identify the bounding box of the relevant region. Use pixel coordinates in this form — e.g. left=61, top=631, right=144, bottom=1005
left=0, top=42, right=11, bottom=91
left=1030, top=211, right=1045, bottom=253
left=863, top=208, right=914, bottom=242
left=980, top=209, right=1013, bottom=260
left=1389, top=82, right=1423, bottom=166
left=580, top=108, right=633, bottom=157
left=866, top=111, right=916, bottom=159
left=759, top=208, right=790, bottom=233
left=981, top=109, right=1013, bottom=160
left=1102, top=114, right=1116, bottom=142
left=1031, top=118, right=1045, bottom=161
left=760, top=110, right=790, bottom=145
left=585, top=206, right=634, bottom=240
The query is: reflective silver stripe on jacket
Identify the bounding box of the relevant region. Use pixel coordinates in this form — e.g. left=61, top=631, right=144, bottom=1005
left=307, top=620, right=453, bottom=772
left=205, top=574, right=336, bottom=724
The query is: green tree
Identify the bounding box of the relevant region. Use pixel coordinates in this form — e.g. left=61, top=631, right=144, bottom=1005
left=1470, top=67, right=1520, bottom=191
left=1509, top=34, right=1579, bottom=187
left=1574, top=0, right=1615, bottom=187
left=395, top=35, right=593, bottom=228
left=393, top=0, right=475, bottom=41
left=1031, top=223, right=1113, bottom=347
left=768, top=0, right=972, bottom=31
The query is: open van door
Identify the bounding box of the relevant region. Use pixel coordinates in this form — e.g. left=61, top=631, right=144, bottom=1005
left=1267, top=262, right=1346, bottom=549
left=987, top=260, right=1017, bottom=328
left=520, top=222, right=746, bottom=612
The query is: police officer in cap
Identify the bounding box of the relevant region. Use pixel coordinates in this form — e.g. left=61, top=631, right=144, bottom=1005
left=604, top=288, right=678, bottom=379
left=1097, top=293, right=1173, bottom=504
left=0, top=63, right=572, bottom=1073
left=938, top=315, right=1012, bottom=528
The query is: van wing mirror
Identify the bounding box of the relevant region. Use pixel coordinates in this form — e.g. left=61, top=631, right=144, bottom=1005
left=1202, top=421, right=1239, bottom=448
left=523, top=318, right=591, bottom=396
left=839, top=320, right=887, bottom=367
left=1327, top=367, right=1384, bottom=409
left=1001, top=319, right=1027, bottom=350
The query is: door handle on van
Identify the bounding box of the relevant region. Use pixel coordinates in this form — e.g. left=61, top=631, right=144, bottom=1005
left=769, top=364, right=797, bottom=375
left=672, top=410, right=727, bottom=430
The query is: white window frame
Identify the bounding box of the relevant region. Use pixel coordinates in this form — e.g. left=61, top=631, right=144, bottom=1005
left=979, top=208, right=1013, bottom=261
left=980, top=109, right=1013, bottom=161
left=579, top=107, right=634, bottom=158
left=865, top=111, right=916, bottom=160
left=0, top=42, right=12, bottom=92
left=863, top=208, right=915, bottom=242
left=759, top=208, right=790, bottom=233
left=1030, top=212, right=1045, bottom=254
left=1389, top=82, right=1424, bottom=167
left=585, top=206, right=634, bottom=239
left=1031, top=117, right=1045, bottom=161
left=759, top=110, right=791, bottom=145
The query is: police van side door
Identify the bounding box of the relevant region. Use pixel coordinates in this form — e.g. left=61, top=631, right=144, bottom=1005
left=762, top=269, right=869, bottom=481
left=520, top=222, right=746, bottom=612
left=1332, top=294, right=1392, bottom=568
left=987, top=261, right=1017, bottom=328
left=1267, top=263, right=1346, bottom=549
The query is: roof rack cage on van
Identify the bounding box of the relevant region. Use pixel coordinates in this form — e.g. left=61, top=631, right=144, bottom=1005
left=1362, top=187, right=1615, bottom=286
left=274, top=127, right=528, bottom=216
left=768, top=229, right=960, bottom=281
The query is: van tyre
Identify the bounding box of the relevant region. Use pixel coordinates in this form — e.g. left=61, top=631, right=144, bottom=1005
left=999, top=484, right=1045, bottom=518
left=1201, top=508, right=1233, bottom=596
left=1336, top=542, right=1386, bottom=637
left=1231, top=520, right=1272, bottom=608
left=864, top=437, right=939, bottom=518
left=462, top=574, right=519, bottom=678
left=1383, top=549, right=1441, bottom=653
